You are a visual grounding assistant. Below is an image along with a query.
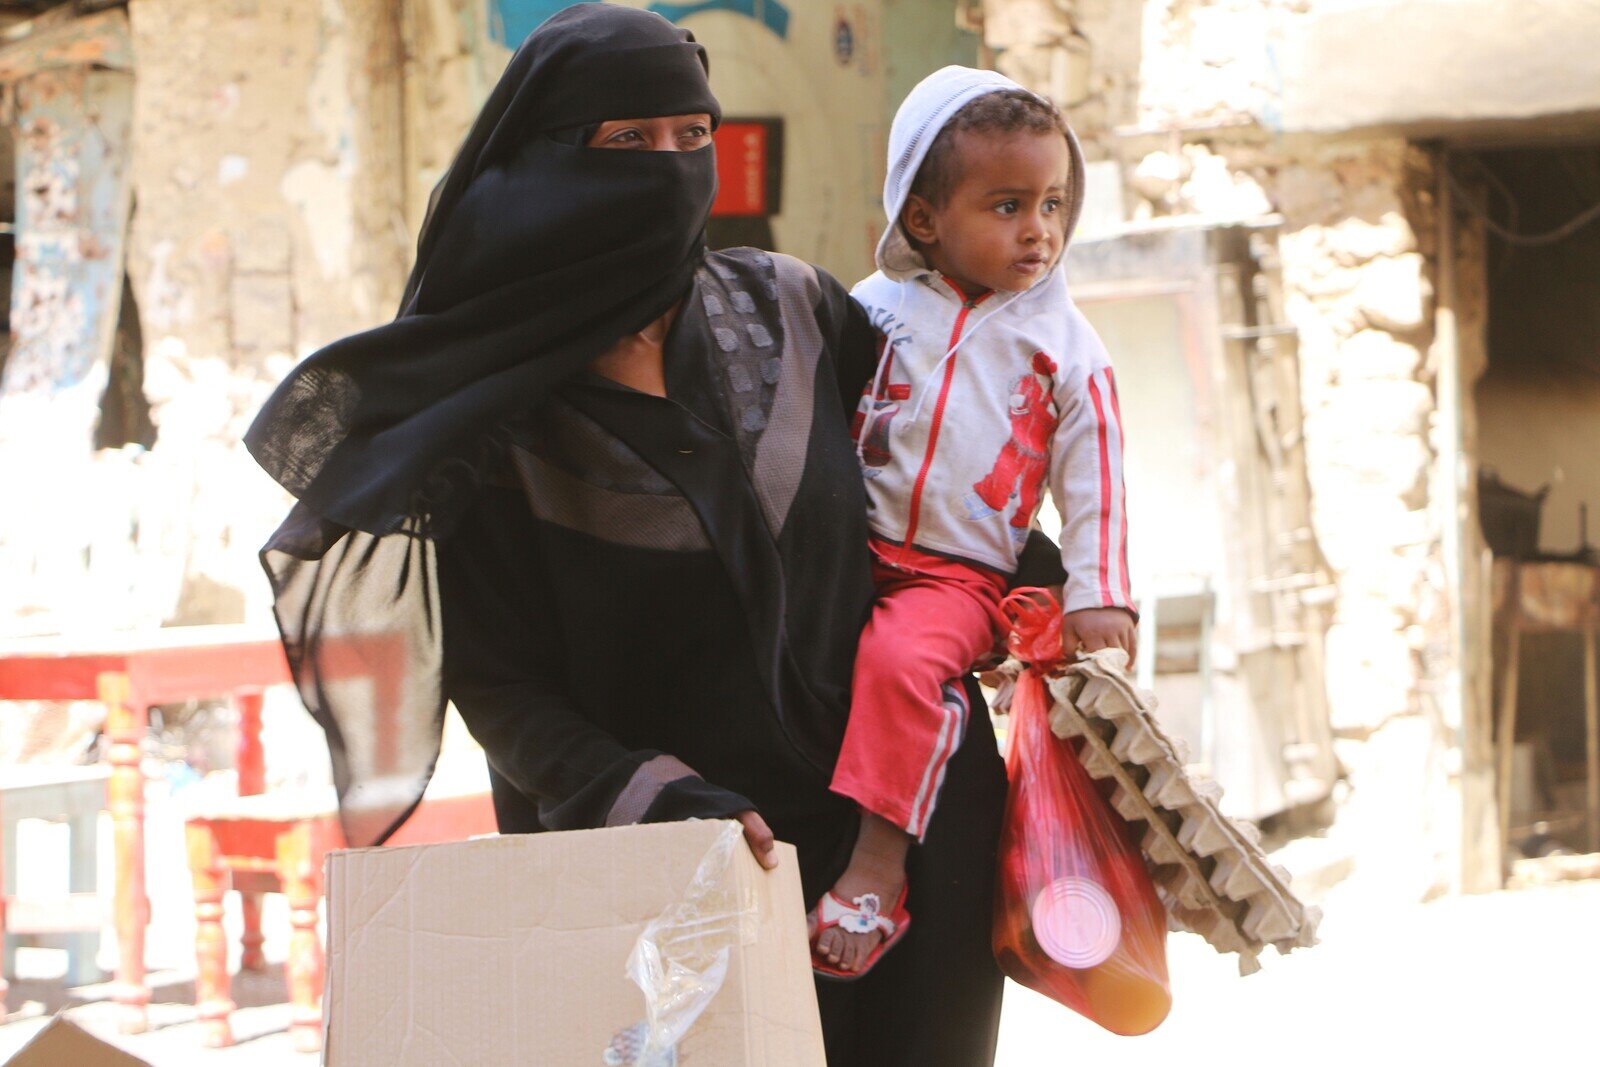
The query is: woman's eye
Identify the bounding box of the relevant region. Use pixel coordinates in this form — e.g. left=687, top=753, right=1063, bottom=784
left=683, top=125, right=711, bottom=140
left=605, top=129, right=644, bottom=146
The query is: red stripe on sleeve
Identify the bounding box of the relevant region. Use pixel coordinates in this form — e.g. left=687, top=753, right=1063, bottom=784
left=1105, top=368, right=1132, bottom=604
left=1087, top=370, right=1115, bottom=607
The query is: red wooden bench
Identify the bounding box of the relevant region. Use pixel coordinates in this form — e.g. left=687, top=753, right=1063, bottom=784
left=183, top=781, right=496, bottom=1052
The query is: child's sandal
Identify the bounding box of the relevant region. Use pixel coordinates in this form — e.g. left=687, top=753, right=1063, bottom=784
left=809, top=886, right=912, bottom=981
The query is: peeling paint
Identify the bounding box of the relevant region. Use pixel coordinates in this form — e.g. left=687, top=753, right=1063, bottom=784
left=282, top=156, right=354, bottom=281
left=283, top=0, right=357, bottom=280
left=1, top=67, right=133, bottom=399
left=218, top=154, right=249, bottom=186
left=140, top=238, right=193, bottom=334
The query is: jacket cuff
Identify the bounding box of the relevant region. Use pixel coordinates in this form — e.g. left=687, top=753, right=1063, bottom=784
left=640, top=776, right=756, bottom=825
left=1062, top=586, right=1139, bottom=623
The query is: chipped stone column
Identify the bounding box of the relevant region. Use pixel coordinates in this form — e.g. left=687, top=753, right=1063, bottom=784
left=399, top=0, right=494, bottom=238
left=1273, top=144, right=1458, bottom=900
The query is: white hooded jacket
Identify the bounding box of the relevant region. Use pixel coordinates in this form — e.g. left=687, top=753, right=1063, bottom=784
left=851, top=67, right=1132, bottom=615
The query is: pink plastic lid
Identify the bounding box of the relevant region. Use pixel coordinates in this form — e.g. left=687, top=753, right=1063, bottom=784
left=1031, top=875, right=1122, bottom=969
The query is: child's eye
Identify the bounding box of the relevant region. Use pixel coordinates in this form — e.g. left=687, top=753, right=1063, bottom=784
left=995, top=200, right=1019, bottom=215
left=1044, top=198, right=1062, bottom=213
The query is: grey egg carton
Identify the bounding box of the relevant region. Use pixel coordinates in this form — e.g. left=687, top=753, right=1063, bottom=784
left=988, top=649, right=1321, bottom=975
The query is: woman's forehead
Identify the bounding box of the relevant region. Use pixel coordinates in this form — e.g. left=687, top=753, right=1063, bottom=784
left=593, top=113, right=714, bottom=124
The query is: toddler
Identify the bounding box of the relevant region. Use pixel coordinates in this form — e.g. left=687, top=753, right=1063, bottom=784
left=813, top=67, right=1137, bottom=977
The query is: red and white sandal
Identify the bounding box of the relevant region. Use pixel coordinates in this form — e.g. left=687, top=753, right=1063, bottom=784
left=809, top=887, right=912, bottom=980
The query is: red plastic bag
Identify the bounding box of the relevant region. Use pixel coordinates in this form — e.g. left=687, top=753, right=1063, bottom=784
left=992, top=590, right=1172, bottom=1036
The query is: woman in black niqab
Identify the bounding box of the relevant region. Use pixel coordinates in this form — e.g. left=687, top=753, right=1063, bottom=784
left=249, top=8, right=1025, bottom=1064
left=245, top=3, right=723, bottom=846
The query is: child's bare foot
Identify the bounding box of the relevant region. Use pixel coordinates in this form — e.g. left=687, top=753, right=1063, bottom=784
left=814, top=811, right=911, bottom=973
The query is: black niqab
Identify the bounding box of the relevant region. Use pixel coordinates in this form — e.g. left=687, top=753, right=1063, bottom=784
left=244, top=3, right=722, bottom=846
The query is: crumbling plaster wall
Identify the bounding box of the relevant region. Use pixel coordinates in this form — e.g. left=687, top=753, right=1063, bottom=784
left=0, top=1, right=495, bottom=637
left=399, top=0, right=491, bottom=238
left=986, top=0, right=1462, bottom=896
left=109, top=0, right=410, bottom=629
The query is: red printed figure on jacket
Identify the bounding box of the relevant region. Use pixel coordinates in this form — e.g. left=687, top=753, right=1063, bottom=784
left=965, top=352, right=1059, bottom=541
left=850, top=340, right=913, bottom=473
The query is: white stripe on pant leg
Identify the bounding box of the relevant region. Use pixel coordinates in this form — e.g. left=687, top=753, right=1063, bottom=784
left=915, top=684, right=969, bottom=837
left=908, top=700, right=957, bottom=838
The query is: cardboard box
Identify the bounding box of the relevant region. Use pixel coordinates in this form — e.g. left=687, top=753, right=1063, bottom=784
left=323, top=819, right=826, bottom=1066
left=2, top=1016, right=152, bottom=1067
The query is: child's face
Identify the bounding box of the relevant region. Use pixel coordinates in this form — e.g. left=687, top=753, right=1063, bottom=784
left=902, top=129, right=1071, bottom=295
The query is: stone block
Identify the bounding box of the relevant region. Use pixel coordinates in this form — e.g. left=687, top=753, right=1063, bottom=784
left=1337, top=329, right=1423, bottom=382
left=1308, top=493, right=1417, bottom=570
left=1307, top=379, right=1435, bottom=440
left=1271, top=164, right=1347, bottom=227
left=1353, top=253, right=1431, bottom=332
left=1281, top=226, right=1365, bottom=298
left=1326, top=212, right=1416, bottom=265
left=233, top=218, right=293, bottom=274
left=982, top=0, right=1073, bottom=50
left=231, top=272, right=294, bottom=356
left=1178, top=146, right=1273, bottom=219
left=1131, top=149, right=1184, bottom=202
left=1325, top=625, right=1415, bottom=726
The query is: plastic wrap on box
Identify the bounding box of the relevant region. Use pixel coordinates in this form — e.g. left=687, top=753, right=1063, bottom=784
left=989, top=649, right=1322, bottom=975
left=612, top=821, right=758, bottom=1065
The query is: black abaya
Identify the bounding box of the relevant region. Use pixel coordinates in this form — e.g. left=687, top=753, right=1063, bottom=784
left=436, top=247, right=1012, bottom=1067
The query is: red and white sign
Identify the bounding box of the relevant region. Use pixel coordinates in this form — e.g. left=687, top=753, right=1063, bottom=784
left=712, top=121, right=770, bottom=217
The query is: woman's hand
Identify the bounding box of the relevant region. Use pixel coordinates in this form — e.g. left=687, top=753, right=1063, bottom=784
left=736, top=809, right=778, bottom=870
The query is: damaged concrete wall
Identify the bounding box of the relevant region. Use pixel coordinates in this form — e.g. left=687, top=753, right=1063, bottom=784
left=123, top=0, right=410, bottom=628
left=1275, top=0, right=1600, bottom=138
left=985, top=0, right=1463, bottom=897
left=399, top=0, right=491, bottom=240
left=0, top=1, right=412, bottom=636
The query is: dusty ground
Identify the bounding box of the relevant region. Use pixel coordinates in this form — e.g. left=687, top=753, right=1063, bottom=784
left=4, top=870, right=1594, bottom=1064
left=996, top=876, right=1599, bottom=1065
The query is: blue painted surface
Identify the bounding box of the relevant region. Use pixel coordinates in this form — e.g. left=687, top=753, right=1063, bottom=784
left=488, top=0, right=791, bottom=46
left=488, top=0, right=574, bottom=47
left=649, top=0, right=790, bottom=39
left=1, top=69, right=135, bottom=398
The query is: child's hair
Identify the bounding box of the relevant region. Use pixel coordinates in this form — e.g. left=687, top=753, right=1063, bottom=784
left=910, top=90, right=1068, bottom=206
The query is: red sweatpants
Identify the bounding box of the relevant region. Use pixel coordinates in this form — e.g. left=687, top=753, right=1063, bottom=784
left=831, top=539, right=1009, bottom=839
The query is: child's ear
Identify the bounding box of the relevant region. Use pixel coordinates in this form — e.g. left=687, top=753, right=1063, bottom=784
left=901, top=194, right=939, bottom=247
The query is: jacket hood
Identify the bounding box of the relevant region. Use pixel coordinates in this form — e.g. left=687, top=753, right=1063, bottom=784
left=876, top=65, right=1088, bottom=281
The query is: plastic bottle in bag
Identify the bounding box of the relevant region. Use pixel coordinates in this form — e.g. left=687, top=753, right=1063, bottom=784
left=992, top=592, right=1171, bottom=1036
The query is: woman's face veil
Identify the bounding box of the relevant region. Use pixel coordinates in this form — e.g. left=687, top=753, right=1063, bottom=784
left=402, top=3, right=723, bottom=317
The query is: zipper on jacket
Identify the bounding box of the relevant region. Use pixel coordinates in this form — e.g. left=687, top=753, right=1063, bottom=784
left=898, top=289, right=991, bottom=564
